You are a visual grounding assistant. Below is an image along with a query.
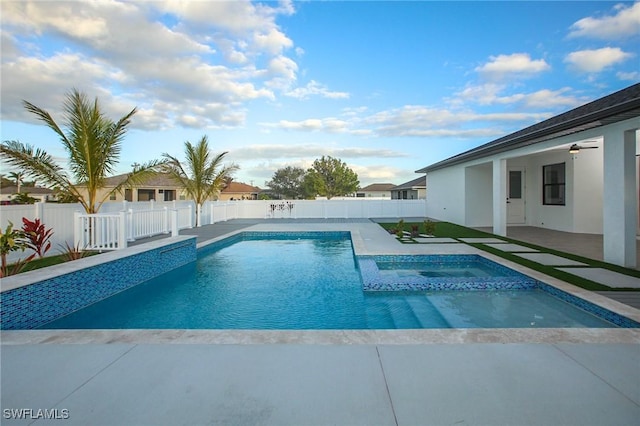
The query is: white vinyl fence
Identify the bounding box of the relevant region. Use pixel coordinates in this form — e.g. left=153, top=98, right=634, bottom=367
left=0, top=201, right=196, bottom=260
left=203, top=199, right=426, bottom=223
left=1, top=199, right=426, bottom=261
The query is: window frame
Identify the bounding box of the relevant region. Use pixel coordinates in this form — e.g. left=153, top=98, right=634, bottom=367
left=542, top=162, right=566, bottom=206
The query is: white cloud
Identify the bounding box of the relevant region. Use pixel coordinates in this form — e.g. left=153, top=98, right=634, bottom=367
left=564, top=47, right=634, bottom=73
left=617, top=70, right=640, bottom=81
left=364, top=105, right=551, bottom=138
left=0, top=52, right=122, bottom=122
left=568, top=2, right=640, bottom=40
left=1, top=0, right=298, bottom=129
left=349, top=164, right=408, bottom=182
left=475, top=53, right=550, bottom=79
left=452, top=84, right=584, bottom=109
left=285, top=80, right=349, bottom=99
left=227, top=144, right=408, bottom=161
left=286, top=80, right=350, bottom=100
left=260, top=104, right=553, bottom=139
left=262, top=118, right=352, bottom=133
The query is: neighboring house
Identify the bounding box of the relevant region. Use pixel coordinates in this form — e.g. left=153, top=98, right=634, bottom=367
left=0, top=185, right=55, bottom=203
left=219, top=182, right=261, bottom=201
left=77, top=173, right=187, bottom=203
left=356, top=183, right=396, bottom=198
left=391, top=176, right=426, bottom=200
left=416, top=83, right=640, bottom=268
left=78, top=173, right=262, bottom=203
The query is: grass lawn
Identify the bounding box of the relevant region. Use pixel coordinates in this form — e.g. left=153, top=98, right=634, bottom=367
left=378, top=220, right=640, bottom=292
left=10, top=252, right=99, bottom=274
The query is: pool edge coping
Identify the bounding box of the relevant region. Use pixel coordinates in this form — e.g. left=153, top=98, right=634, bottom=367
left=1, top=328, right=638, bottom=345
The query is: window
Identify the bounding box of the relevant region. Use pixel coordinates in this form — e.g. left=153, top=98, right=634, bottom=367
left=509, top=171, right=522, bottom=199
left=109, top=193, right=117, bottom=201
left=137, top=189, right=155, bottom=201
left=163, top=190, right=175, bottom=201
left=543, top=163, right=565, bottom=205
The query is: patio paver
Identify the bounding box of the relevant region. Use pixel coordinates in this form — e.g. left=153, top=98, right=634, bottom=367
left=458, top=237, right=507, bottom=244
left=556, top=267, right=640, bottom=289
left=484, top=243, right=539, bottom=252
left=2, top=343, right=639, bottom=425
left=513, top=252, right=588, bottom=266
left=413, top=237, right=459, bottom=243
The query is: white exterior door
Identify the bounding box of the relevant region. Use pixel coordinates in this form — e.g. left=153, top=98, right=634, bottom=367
left=507, top=168, right=525, bottom=224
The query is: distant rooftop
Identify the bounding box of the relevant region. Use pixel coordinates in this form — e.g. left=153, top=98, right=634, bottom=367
left=222, top=182, right=261, bottom=193
left=359, top=183, right=396, bottom=192
left=0, top=185, right=54, bottom=195
left=100, top=173, right=178, bottom=187
left=391, top=176, right=426, bottom=190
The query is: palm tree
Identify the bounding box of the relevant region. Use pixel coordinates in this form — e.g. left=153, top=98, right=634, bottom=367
left=0, top=89, right=164, bottom=213
left=162, top=135, right=238, bottom=226
left=8, top=171, right=23, bottom=193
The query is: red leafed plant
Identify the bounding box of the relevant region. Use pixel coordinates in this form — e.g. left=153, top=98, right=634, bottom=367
left=21, top=217, right=53, bottom=258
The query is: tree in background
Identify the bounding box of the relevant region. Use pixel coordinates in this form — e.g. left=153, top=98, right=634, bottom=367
left=267, top=166, right=307, bottom=199
left=0, top=89, right=164, bottom=213
left=8, top=171, right=23, bottom=193
left=303, top=156, right=359, bottom=199
left=162, top=135, right=238, bottom=226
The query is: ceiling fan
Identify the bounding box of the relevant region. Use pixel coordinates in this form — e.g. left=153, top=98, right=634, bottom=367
left=568, top=143, right=598, bottom=154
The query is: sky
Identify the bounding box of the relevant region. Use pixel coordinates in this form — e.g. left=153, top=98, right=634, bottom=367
left=1, top=1, right=639, bottom=189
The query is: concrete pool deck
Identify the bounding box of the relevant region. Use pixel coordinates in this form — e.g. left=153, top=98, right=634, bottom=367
left=2, top=220, right=640, bottom=425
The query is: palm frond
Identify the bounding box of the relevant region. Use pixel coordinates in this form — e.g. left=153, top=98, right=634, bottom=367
left=161, top=135, right=238, bottom=205
left=0, top=140, right=88, bottom=211
left=19, top=89, right=148, bottom=213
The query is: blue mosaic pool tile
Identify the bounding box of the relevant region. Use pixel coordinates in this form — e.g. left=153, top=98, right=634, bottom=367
left=1, top=238, right=197, bottom=330
left=358, top=255, right=537, bottom=292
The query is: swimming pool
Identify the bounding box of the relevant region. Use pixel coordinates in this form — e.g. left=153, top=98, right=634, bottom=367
left=36, top=232, right=636, bottom=330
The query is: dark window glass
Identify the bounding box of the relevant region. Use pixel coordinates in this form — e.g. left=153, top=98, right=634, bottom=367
left=543, top=163, right=565, bottom=205
left=509, top=171, right=522, bottom=199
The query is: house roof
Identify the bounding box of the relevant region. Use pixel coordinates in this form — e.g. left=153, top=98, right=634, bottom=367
left=359, top=183, right=396, bottom=192
left=416, top=83, right=640, bottom=173
left=221, top=182, right=261, bottom=193
left=100, top=173, right=179, bottom=187
left=391, top=176, right=426, bottom=190
left=0, top=185, right=54, bottom=195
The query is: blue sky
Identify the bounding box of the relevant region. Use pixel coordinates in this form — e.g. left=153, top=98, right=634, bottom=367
left=1, top=1, right=639, bottom=188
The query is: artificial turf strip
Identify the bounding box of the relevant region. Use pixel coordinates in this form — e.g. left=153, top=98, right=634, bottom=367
left=377, top=220, right=640, bottom=292
left=14, top=252, right=99, bottom=273
left=20, top=254, right=68, bottom=271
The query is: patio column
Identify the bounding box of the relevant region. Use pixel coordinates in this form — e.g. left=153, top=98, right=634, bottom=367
left=602, top=128, right=637, bottom=268
left=492, top=158, right=507, bottom=236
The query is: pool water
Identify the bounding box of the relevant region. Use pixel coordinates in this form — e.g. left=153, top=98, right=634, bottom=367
left=376, top=260, right=496, bottom=278
left=40, top=236, right=619, bottom=329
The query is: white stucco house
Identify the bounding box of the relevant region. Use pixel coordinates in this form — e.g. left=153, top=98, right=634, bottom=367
left=417, top=83, right=640, bottom=268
